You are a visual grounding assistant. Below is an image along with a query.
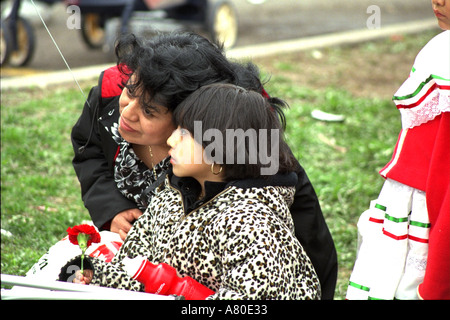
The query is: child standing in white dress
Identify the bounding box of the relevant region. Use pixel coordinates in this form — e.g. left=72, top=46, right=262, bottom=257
left=347, top=0, right=450, bottom=300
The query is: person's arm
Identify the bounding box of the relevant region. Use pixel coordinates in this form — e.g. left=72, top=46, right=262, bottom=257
left=71, top=83, right=138, bottom=230
left=61, top=208, right=154, bottom=290
left=59, top=254, right=143, bottom=291
left=208, top=202, right=321, bottom=300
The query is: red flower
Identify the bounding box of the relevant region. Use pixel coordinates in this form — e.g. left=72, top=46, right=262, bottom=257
left=67, top=224, right=101, bottom=248
left=66, top=224, right=101, bottom=275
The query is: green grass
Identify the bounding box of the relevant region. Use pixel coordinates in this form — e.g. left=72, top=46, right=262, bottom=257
left=1, top=87, right=91, bottom=276
left=267, top=83, right=400, bottom=297
left=1, top=32, right=431, bottom=299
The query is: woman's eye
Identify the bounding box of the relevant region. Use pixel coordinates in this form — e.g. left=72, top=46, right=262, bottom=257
left=127, top=91, right=137, bottom=101
left=143, top=107, right=154, bottom=117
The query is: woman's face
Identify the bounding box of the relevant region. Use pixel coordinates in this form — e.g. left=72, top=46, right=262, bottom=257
left=432, top=0, right=450, bottom=30
left=167, top=127, right=213, bottom=181
left=118, top=77, right=176, bottom=147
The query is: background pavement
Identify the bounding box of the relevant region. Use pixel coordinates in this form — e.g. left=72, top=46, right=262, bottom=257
left=1, top=0, right=437, bottom=89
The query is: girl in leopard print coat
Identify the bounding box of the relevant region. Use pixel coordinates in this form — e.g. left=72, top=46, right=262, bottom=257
left=64, top=83, right=321, bottom=299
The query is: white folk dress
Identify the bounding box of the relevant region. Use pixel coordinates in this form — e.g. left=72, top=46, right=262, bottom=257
left=347, top=31, right=450, bottom=300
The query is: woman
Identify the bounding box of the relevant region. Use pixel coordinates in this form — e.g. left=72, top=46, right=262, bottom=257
left=347, top=0, right=450, bottom=300
left=71, top=32, right=337, bottom=298
left=72, top=32, right=239, bottom=235
left=64, top=83, right=321, bottom=300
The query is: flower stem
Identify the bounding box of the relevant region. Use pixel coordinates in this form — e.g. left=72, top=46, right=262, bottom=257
left=80, top=252, right=84, bottom=275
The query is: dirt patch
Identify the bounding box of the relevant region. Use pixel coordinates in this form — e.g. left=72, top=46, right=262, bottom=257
left=253, top=32, right=438, bottom=100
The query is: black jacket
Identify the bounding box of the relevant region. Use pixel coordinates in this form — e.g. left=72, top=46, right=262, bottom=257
left=70, top=67, right=338, bottom=299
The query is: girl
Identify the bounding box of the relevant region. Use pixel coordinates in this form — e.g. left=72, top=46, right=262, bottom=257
left=63, top=83, right=321, bottom=300
left=347, top=0, right=450, bottom=300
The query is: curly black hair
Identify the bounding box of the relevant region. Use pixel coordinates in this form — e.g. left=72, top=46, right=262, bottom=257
left=115, top=32, right=290, bottom=130
left=115, top=32, right=237, bottom=113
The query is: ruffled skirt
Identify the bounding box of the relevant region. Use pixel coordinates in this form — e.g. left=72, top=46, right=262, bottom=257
left=347, top=179, right=430, bottom=300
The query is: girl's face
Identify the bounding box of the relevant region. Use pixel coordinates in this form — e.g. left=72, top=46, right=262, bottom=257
left=167, top=127, right=218, bottom=183
left=432, top=0, right=450, bottom=30
left=118, top=77, right=176, bottom=147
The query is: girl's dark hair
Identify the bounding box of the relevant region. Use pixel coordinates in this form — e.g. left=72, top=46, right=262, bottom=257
left=230, top=61, right=289, bottom=129
left=115, top=32, right=237, bottom=113
left=174, top=83, right=299, bottom=181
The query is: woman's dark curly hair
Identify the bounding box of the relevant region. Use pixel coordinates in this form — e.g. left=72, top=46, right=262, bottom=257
left=114, top=32, right=289, bottom=127
left=115, top=32, right=238, bottom=113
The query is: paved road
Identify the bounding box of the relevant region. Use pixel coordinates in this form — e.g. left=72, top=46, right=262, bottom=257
left=1, top=0, right=432, bottom=73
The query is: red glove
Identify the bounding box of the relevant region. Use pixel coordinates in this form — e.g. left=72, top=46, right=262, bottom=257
left=123, top=256, right=215, bottom=300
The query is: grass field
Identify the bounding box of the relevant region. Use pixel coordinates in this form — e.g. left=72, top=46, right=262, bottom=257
left=1, top=29, right=439, bottom=299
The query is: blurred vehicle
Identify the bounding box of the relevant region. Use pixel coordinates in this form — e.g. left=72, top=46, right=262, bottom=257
left=1, top=0, right=64, bottom=66
left=1, top=0, right=270, bottom=67
left=67, top=0, right=239, bottom=52
left=0, top=0, right=243, bottom=66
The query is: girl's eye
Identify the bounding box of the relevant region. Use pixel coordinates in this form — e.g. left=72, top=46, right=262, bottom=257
left=179, top=128, right=189, bottom=136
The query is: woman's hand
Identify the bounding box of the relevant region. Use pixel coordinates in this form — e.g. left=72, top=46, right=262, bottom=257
left=111, top=208, right=143, bottom=240
left=73, top=269, right=93, bottom=285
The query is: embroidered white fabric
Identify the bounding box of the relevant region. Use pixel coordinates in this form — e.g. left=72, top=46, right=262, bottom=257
left=395, top=31, right=450, bottom=129
left=406, top=254, right=427, bottom=272
left=400, top=91, right=450, bottom=129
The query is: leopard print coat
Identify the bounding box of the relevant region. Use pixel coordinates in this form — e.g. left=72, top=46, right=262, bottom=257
left=89, top=174, right=321, bottom=300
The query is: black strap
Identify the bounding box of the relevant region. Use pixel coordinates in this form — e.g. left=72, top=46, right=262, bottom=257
left=143, top=172, right=167, bottom=196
